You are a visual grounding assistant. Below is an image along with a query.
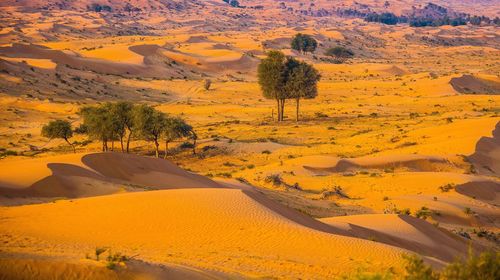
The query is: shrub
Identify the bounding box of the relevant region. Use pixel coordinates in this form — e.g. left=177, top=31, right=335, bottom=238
left=265, top=174, right=284, bottom=186
left=439, top=183, right=455, bottom=192
left=415, top=207, right=432, bottom=220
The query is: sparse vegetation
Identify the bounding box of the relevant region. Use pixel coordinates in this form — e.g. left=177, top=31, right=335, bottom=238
left=41, top=119, right=75, bottom=153
left=291, top=33, right=317, bottom=54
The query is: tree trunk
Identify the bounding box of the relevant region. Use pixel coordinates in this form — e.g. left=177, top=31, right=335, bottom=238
left=154, top=139, right=159, bottom=158
left=276, top=99, right=281, bottom=122
left=192, top=137, right=197, bottom=155
left=296, top=98, right=300, bottom=122
left=126, top=131, right=132, bottom=153
left=164, top=140, right=169, bottom=159
left=282, top=99, right=285, bottom=121
left=111, top=140, right=114, bottom=151
left=65, top=138, right=75, bottom=153
left=120, top=136, right=124, bottom=152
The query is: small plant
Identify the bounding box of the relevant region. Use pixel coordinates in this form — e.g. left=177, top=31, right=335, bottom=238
left=95, top=247, right=107, bottom=261
left=415, top=207, right=432, bottom=220
left=265, top=174, right=284, bottom=186
left=321, top=186, right=349, bottom=199
left=203, top=79, right=212, bottom=90
left=439, top=183, right=455, bottom=192
left=464, top=207, right=473, bottom=215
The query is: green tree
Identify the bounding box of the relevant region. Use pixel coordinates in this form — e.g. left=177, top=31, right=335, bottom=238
left=441, top=249, right=499, bottom=280
left=291, top=33, right=317, bottom=54
left=80, top=105, right=115, bottom=152
left=163, top=117, right=192, bottom=158
left=41, top=119, right=75, bottom=153
left=325, top=46, right=354, bottom=63
left=257, top=50, right=288, bottom=121
left=284, top=58, right=321, bottom=121
left=109, top=102, right=134, bottom=153
left=133, top=104, right=166, bottom=158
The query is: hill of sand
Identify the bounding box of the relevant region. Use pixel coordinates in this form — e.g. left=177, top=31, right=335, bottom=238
left=450, top=75, right=500, bottom=95
left=0, top=182, right=405, bottom=278
left=320, top=214, right=471, bottom=262
left=302, top=154, right=451, bottom=174
left=0, top=152, right=222, bottom=205
left=469, top=121, right=500, bottom=175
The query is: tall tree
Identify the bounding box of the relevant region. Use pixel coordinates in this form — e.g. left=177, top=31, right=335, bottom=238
left=41, top=120, right=75, bottom=153
left=80, top=105, right=114, bottom=152
left=163, top=117, right=192, bottom=158
left=109, top=102, right=134, bottom=153
left=257, top=50, right=288, bottom=121
left=284, top=58, right=321, bottom=121
left=133, top=105, right=166, bottom=158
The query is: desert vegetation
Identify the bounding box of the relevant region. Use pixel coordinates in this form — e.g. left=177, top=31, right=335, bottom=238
left=46, top=102, right=195, bottom=157
left=0, top=0, right=499, bottom=279
left=258, top=51, right=320, bottom=121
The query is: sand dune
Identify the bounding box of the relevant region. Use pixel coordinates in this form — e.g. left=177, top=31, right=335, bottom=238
left=0, top=43, right=180, bottom=78
left=302, top=154, right=451, bottom=174
left=0, top=152, right=222, bottom=204
left=0, top=188, right=404, bottom=278
left=0, top=258, right=220, bottom=280
left=455, top=180, right=500, bottom=205
left=81, top=152, right=222, bottom=189
left=320, top=214, right=471, bottom=262
left=450, top=74, right=500, bottom=95
left=468, top=121, right=500, bottom=175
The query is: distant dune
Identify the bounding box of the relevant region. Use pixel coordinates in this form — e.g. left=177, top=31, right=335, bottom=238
left=450, top=75, right=500, bottom=95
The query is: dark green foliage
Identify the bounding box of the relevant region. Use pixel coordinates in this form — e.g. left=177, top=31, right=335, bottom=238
left=163, top=117, right=193, bottom=158
left=403, top=254, right=439, bottom=280
left=257, top=51, right=288, bottom=121
left=79, top=103, right=194, bottom=157
left=291, top=33, right=318, bottom=54
left=365, top=12, right=402, bottom=25
left=80, top=104, right=116, bottom=152
left=42, top=119, right=75, bottom=153
left=133, top=104, right=166, bottom=158
left=257, top=51, right=320, bottom=122
left=325, top=46, right=354, bottom=63
left=284, top=57, right=321, bottom=121
left=403, top=250, right=500, bottom=280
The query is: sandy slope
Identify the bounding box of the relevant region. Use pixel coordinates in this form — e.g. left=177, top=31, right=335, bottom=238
left=0, top=188, right=404, bottom=279
left=469, top=121, right=500, bottom=176
left=0, top=152, right=221, bottom=205
left=320, top=214, right=470, bottom=262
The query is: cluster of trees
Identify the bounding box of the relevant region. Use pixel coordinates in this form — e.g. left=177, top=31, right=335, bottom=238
left=364, top=11, right=499, bottom=27
left=42, top=102, right=196, bottom=158
left=291, top=33, right=318, bottom=54
left=325, top=46, right=354, bottom=63
left=222, top=0, right=239, bottom=8
left=257, top=51, right=320, bottom=122
left=365, top=12, right=403, bottom=25
left=409, top=16, right=467, bottom=27
left=87, top=4, right=112, bottom=12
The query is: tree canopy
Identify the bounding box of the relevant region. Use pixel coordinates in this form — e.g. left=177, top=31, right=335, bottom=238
left=291, top=33, right=317, bottom=54
left=325, top=46, right=354, bottom=63
left=77, top=103, right=195, bottom=158
left=258, top=51, right=320, bottom=122
left=41, top=119, right=75, bottom=153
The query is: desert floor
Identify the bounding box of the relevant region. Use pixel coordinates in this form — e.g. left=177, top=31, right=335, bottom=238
left=0, top=3, right=499, bottom=279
